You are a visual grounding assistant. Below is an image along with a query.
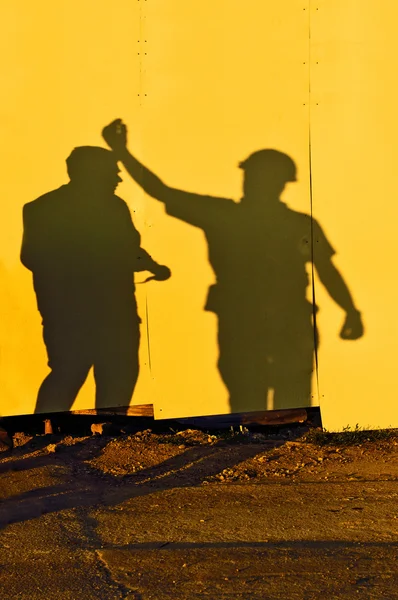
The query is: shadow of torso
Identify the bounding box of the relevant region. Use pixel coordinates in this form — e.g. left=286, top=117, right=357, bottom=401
left=165, top=192, right=334, bottom=411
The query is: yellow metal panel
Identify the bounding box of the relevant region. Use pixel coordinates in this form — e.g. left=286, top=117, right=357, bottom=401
left=0, top=1, right=145, bottom=416
left=310, top=1, right=398, bottom=430
left=138, top=0, right=312, bottom=418
left=1, top=1, right=312, bottom=418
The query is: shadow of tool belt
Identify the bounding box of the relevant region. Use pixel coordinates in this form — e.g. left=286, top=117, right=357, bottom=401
left=204, top=283, right=319, bottom=320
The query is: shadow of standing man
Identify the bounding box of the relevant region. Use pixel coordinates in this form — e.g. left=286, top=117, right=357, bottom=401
left=21, top=145, right=171, bottom=414
left=102, top=119, right=364, bottom=413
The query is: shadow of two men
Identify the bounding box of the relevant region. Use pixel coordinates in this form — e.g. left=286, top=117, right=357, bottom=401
left=21, top=123, right=364, bottom=415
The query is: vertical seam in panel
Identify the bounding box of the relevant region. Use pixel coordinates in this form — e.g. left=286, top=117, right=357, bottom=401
left=145, top=295, right=152, bottom=375
left=308, top=0, right=320, bottom=401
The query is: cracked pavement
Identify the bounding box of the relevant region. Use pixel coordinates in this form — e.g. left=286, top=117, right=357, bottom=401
left=1, top=433, right=397, bottom=599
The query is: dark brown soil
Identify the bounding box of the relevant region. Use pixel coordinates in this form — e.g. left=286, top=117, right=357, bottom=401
left=5, top=425, right=397, bottom=486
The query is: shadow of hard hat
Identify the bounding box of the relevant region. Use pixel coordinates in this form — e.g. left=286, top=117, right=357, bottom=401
left=239, top=149, right=297, bottom=182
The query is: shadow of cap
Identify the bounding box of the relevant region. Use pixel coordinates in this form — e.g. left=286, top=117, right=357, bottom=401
left=66, top=146, right=117, bottom=178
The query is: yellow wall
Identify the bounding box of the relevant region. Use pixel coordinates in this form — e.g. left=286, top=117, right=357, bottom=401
left=1, top=1, right=395, bottom=431
left=141, top=1, right=311, bottom=418
left=310, top=1, right=398, bottom=431
left=0, top=1, right=312, bottom=419
left=0, top=1, right=145, bottom=415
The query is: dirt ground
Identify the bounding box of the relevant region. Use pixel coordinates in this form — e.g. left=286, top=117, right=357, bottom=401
left=1, top=420, right=398, bottom=599
left=6, top=421, right=398, bottom=484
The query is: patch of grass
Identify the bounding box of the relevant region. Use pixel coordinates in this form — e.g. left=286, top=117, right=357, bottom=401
left=157, top=426, right=254, bottom=446
left=304, top=424, right=398, bottom=446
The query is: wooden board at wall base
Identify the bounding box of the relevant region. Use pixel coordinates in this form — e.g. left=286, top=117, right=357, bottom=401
left=175, top=408, right=309, bottom=429
left=71, top=404, right=155, bottom=418
left=71, top=406, right=308, bottom=428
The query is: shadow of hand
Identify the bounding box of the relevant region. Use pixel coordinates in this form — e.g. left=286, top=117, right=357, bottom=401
left=340, top=310, right=364, bottom=340
left=140, top=265, right=172, bottom=284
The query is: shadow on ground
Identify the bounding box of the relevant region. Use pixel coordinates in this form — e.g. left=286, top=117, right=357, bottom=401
left=0, top=432, right=288, bottom=529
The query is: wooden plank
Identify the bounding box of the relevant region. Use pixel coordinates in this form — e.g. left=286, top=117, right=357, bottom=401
left=71, top=404, right=154, bottom=418
left=67, top=406, right=307, bottom=428
left=241, top=409, right=308, bottom=426
left=174, top=408, right=308, bottom=429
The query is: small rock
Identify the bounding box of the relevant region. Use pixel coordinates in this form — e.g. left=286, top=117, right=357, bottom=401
left=91, top=422, right=118, bottom=436
left=46, top=443, right=57, bottom=453
left=0, top=426, right=13, bottom=452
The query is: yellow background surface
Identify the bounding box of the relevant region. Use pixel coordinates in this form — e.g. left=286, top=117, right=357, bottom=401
left=310, top=1, right=398, bottom=431
left=1, top=1, right=395, bottom=431
left=0, top=1, right=311, bottom=419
